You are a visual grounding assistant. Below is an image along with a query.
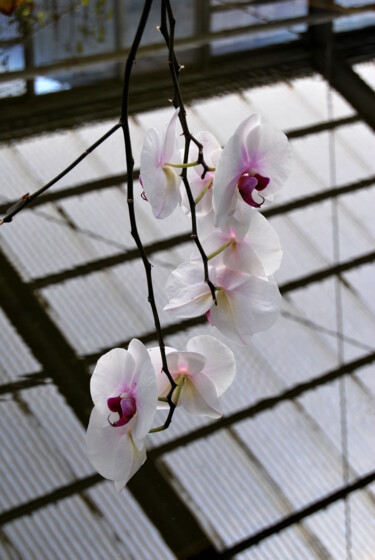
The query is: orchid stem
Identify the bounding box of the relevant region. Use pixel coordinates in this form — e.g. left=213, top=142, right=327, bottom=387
left=165, top=160, right=199, bottom=169
left=207, top=239, right=232, bottom=260
left=149, top=376, right=185, bottom=433
left=173, top=375, right=184, bottom=405
left=194, top=178, right=212, bottom=205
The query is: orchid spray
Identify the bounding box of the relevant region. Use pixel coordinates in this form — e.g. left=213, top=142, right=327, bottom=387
left=0, top=0, right=291, bottom=489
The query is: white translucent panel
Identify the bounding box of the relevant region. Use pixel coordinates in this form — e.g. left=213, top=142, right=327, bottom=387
left=300, top=378, right=375, bottom=477
left=60, top=182, right=191, bottom=248
left=357, top=363, right=375, bottom=398
left=0, top=396, right=81, bottom=511
left=242, top=75, right=354, bottom=131
left=0, top=202, right=121, bottom=281
left=253, top=300, right=338, bottom=386
left=344, top=264, right=375, bottom=317
left=339, top=184, right=375, bottom=242
left=287, top=198, right=375, bottom=265
left=304, top=488, right=375, bottom=559
left=4, top=494, right=127, bottom=560
left=162, top=431, right=292, bottom=549
left=40, top=249, right=191, bottom=355
left=12, top=129, right=106, bottom=190
left=272, top=214, right=328, bottom=284
left=235, top=523, right=321, bottom=559
left=234, top=402, right=344, bottom=508
left=25, top=385, right=93, bottom=479
left=87, top=483, right=176, bottom=560
left=290, top=279, right=375, bottom=362
left=354, top=61, right=375, bottom=90
left=0, top=144, right=41, bottom=200
left=190, top=93, right=253, bottom=144
left=76, top=116, right=144, bottom=172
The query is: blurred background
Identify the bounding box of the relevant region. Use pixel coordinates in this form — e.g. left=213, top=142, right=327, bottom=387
left=0, top=1, right=375, bottom=558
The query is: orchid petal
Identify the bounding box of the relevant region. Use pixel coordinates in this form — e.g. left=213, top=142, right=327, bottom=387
left=166, top=351, right=206, bottom=377
left=210, top=273, right=281, bottom=344
left=164, top=262, right=213, bottom=318
left=213, top=114, right=261, bottom=226
left=128, top=339, right=157, bottom=442
left=114, top=439, right=147, bottom=492
left=90, top=348, right=136, bottom=413
left=247, top=210, right=282, bottom=276
left=179, top=376, right=221, bottom=418
left=245, top=124, right=291, bottom=197
left=140, top=121, right=181, bottom=219
left=224, top=242, right=265, bottom=277
left=87, top=407, right=135, bottom=482
left=181, top=174, right=214, bottom=217
left=162, top=108, right=180, bottom=163
left=148, top=346, right=177, bottom=398
left=186, top=335, right=236, bottom=397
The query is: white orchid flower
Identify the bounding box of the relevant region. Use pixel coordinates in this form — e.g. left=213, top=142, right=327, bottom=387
left=181, top=131, right=222, bottom=218
left=164, top=262, right=281, bottom=345
left=148, top=335, right=236, bottom=418
left=140, top=108, right=182, bottom=219
left=86, top=340, right=157, bottom=491
left=213, top=114, right=291, bottom=225
left=192, top=205, right=282, bottom=277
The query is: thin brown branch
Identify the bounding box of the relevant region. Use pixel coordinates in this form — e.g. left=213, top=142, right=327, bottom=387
left=0, top=122, right=122, bottom=225
left=119, top=0, right=177, bottom=430
left=160, top=0, right=217, bottom=304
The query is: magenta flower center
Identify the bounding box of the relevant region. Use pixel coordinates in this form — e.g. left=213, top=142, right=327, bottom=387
left=237, top=171, right=270, bottom=208
left=107, top=393, right=137, bottom=427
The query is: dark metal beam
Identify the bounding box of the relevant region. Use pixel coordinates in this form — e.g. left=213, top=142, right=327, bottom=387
left=263, top=175, right=375, bottom=218
left=279, top=250, right=375, bottom=294
left=0, top=372, right=49, bottom=396
left=221, top=469, right=375, bottom=557
left=30, top=232, right=191, bottom=290
left=326, top=56, right=375, bottom=133
left=0, top=249, right=91, bottom=425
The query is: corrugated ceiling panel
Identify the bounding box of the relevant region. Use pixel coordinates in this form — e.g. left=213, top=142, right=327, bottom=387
left=76, top=116, right=145, bottom=173
left=38, top=251, right=191, bottom=355
left=288, top=198, right=375, bottom=265
left=241, top=75, right=354, bottom=130
left=289, top=278, right=375, bottom=362
left=12, top=129, right=107, bottom=191
left=0, top=396, right=80, bottom=511
left=233, top=402, right=346, bottom=509
left=87, top=482, right=176, bottom=560
left=235, top=524, right=322, bottom=560
left=161, top=430, right=304, bottom=550
left=304, top=485, right=375, bottom=558
left=299, top=378, right=375, bottom=479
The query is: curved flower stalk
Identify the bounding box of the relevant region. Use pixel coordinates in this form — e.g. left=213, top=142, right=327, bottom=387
left=192, top=205, right=282, bottom=278
left=86, top=340, right=157, bottom=491
left=212, top=114, right=292, bottom=226
left=164, top=262, right=281, bottom=345
left=181, top=131, right=222, bottom=218
left=149, top=335, right=236, bottom=418
left=140, top=108, right=182, bottom=219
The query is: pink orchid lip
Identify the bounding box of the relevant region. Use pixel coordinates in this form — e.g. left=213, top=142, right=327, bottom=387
left=107, top=394, right=137, bottom=427
left=237, top=172, right=270, bottom=208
